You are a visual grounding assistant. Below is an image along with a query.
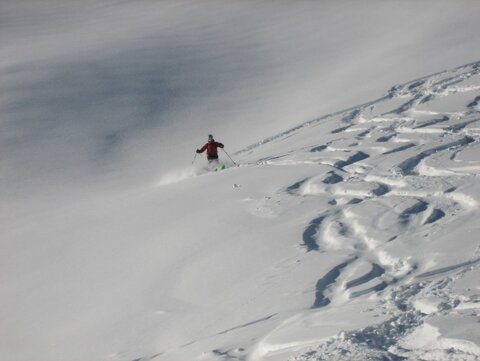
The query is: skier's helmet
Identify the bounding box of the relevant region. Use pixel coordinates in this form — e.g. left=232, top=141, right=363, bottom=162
left=208, top=134, right=214, bottom=141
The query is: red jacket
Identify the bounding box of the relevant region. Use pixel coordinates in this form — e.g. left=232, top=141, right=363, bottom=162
left=198, top=140, right=224, bottom=158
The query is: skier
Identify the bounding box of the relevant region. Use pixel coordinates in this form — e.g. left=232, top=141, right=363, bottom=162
left=196, top=134, right=224, bottom=162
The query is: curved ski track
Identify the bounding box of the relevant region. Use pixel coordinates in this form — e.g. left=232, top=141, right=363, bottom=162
left=243, top=61, right=480, bottom=361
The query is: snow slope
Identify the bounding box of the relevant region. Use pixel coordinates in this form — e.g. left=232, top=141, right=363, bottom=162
left=2, top=2, right=480, bottom=361
left=240, top=60, right=480, bottom=361
left=3, top=0, right=480, bottom=196
left=3, top=60, right=480, bottom=361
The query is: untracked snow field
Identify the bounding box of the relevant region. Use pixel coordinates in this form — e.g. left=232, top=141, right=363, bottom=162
left=1, top=1, right=480, bottom=361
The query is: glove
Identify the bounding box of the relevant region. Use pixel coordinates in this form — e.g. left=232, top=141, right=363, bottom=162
left=196, top=149, right=201, bottom=153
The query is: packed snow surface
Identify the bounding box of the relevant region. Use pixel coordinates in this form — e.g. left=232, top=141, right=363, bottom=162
left=2, top=2, right=480, bottom=361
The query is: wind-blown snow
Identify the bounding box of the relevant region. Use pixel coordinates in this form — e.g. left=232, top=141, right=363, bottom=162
left=156, top=167, right=198, bottom=187
left=1, top=2, right=480, bottom=361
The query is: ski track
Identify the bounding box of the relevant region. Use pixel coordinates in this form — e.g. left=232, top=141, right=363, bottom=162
left=312, top=258, right=355, bottom=308
left=216, top=314, right=277, bottom=336
left=302, top=215, right=325, bottom=252
left=416, top=258, right=480, bottom=279
left=398, top=200, right=429, bottom=226
left=322, top=171, right=344, bottom=185
left=424, top=208, right=446, bottom=225
left=237, top=61, right=480, bottom=361
left=333, top=151, right=370, bottom=169
left=131, top=353, right=162, bottom=361
left=346, top=264, right=386, bottom=289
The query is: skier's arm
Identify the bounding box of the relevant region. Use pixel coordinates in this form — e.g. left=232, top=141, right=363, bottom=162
left=196, top=144, right=208, bottom=153
left=216, top=142, right=224, bottom=148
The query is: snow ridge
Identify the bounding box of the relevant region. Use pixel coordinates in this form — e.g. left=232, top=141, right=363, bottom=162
left=237, top=60, right=480, bottom=156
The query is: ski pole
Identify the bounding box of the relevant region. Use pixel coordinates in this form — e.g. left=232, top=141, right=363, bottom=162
left=191, top=153, right=197, bottom=165
left=222, top=149, right=237, bottom=166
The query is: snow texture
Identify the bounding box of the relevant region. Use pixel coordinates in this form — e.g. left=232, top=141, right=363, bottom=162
left=1, top=2, right=480, bottom=361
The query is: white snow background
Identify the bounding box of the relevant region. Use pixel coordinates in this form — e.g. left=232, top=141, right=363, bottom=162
left=1, top=1, right=480, bottom=360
